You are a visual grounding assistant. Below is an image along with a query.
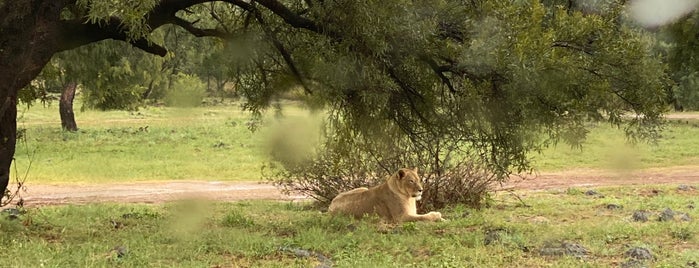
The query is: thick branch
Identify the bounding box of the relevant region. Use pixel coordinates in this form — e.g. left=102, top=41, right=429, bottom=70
left=56, top=0, right=220, bottom=56
left=55, top=0, right=328, bottom=56
left=171, top=16, right=232, bottom=38
left=57, top=18, right=167, bottom=56
left=251, top=0, right=320, bottom=32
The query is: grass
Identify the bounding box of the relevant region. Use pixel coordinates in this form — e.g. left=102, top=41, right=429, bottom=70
left=1, top=185, right=696, bottom=267
left=4, top=104, right=699, bottom=267
left=13, top=102, right=315, bottom=183
left=531, top=120, right=699, bottom=172
left=13, top=103, right=699, bottom=184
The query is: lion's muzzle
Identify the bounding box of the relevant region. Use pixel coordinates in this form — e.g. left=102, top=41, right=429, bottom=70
left=413, top=189, right=423, bottom=200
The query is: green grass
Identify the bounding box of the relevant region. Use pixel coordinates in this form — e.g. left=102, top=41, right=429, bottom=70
left=1, top=185, right=696, bottom=267
left=531, top=120, right=699, bottom=172
left=5, top=105, right=699, bottom=267
left=13, top=103, right=699, bottom=184
left=13, top=102, right=315, bottom=183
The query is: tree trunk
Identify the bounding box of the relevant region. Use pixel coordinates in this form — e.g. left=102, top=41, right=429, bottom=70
left=0, top=1, right=68, bottom=203
left=60, top=81, right=79, bottom=131
left=0, top=94, right=18, bottom=203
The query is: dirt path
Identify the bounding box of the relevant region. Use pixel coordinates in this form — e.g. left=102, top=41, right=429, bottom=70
left=8, top=165, right=699, bottom=207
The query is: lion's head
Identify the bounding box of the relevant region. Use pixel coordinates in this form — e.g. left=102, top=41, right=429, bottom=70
left=392, top=168, right=424, bottom=200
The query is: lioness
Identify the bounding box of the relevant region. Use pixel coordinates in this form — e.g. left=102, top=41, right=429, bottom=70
left=328, top=168, right=443, bottom=223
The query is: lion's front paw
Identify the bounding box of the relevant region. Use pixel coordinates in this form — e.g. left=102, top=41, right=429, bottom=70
left=427, top=211, right=442, bottom=221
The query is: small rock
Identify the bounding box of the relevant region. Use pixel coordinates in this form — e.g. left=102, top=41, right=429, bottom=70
left=659, top=208, right=675, bottom=222
left=585, top=189, right=600, bottom=196
left=632, top=210, right=649, bottom=222
left=679, top=213, right=692, bottom=222
left=678, top=185, right=696, bottom=191
left=1, top=208, right=22, bottom=220
left=606, top=204, right=623, bottom=210
left=625, top=247, right=653, bottom=261
left=687, top=260, right=697, bottom=267
left=112, top=246, right=127, bottom=258
left=278, top=246, right=333, bottom=268
left=484, top=228, right=505, bottom=246
left=620, top=259, right=648, bottom=268
left=539, top=241, right=589, bottom=258
left=562, top=242, right=589, bottom=257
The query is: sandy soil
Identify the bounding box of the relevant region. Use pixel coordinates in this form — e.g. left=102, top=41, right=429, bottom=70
left=5, top=165, right=698, bottom=207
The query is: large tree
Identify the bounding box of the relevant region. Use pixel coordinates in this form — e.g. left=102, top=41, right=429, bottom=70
left=1, top=0, right=669, bottom=202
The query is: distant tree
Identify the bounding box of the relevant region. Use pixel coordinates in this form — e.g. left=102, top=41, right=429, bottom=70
left=663, top=12, right=699, bottom=111
left=1, top=0, right=669, bottom=205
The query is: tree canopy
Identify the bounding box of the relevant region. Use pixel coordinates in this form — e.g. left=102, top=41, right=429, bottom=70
left=0, top=0, right=679, bottom=203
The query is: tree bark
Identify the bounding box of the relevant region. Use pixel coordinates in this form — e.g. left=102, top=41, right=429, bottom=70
left=60, top=82, right=79, bottom=131
left=0, top=94, right=17, bottom=202
left=0, top=0, right=69, bottom=204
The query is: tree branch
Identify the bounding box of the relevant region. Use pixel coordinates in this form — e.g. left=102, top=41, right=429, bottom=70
left=171, top=16, right=232, bottom=38
left=55, top=0, right=330, bottom=57
left=242, top=2, right=313, bottom=95
left=57, top=18, right=167, bottom=56
left=250, top=0, right=320, bottom=32
left=56, top=0, right=224, bottom=56
left=552, top=41, right=593, bottom=55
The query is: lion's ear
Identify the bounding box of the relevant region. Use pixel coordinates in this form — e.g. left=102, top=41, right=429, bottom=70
left=398, top=169, right=406, bottom=180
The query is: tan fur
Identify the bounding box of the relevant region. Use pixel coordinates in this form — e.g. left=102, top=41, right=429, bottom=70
left=328, top=168, right=443, bottom=223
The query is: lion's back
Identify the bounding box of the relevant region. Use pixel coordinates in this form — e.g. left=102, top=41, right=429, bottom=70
left=328, top=183, right=405, bottom=221
left=328, top=187, right=373, bottom=216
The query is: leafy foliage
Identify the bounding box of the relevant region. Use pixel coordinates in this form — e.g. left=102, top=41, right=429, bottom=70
left=663, top=12, right=699, bottom=110
left=164, top=73, right=207, bottom=107
left=12, top=0, right=675, bottom=209
left=260, top=1, right=669, bottom=209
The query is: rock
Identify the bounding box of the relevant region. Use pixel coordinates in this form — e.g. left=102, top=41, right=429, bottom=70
left=585, top=189, right=600, bottom=196
left=632, top=210, right=649, bottom=222
left=606, top=204, right=623, bottom=210
left=562, top=242, right=589, bottom=257
left=278, top=246, right=333, bottom=268
left=620, top=259, right=648, bottom=268
left=677, top=185, right=696, bottom=191
left=679, top=213, right=692, bottom=222
left=659, top=208, right=675, bottom=222
left=539, top=241, right=589, bottom=258
left=484, top=228, right=505, bottom=246
left=1, top=208, right=22, bottom=220
left=625, top=247, right=653, bottom=261
left=111, top=245, right=127, bottom=258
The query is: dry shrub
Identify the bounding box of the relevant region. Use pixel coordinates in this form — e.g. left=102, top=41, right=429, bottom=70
left=265, top=144, right=502, bottom=211
left=264, top=150, right=386, bottom=206
left=419, top=161, right=498, bottom=211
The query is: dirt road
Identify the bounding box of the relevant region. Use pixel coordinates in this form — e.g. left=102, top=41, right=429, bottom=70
left=5, top=165, right=697, bottom=207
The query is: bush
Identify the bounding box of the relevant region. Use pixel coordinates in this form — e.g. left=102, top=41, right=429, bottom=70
left=164, top=73, right=207, bottom=107
left=264, top=123, right=502, bottom=211
left=82, top=84, right=145, bottom=110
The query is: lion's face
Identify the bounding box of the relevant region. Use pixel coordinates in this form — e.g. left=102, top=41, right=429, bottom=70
left=397, top=168, right=424, bottom=200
